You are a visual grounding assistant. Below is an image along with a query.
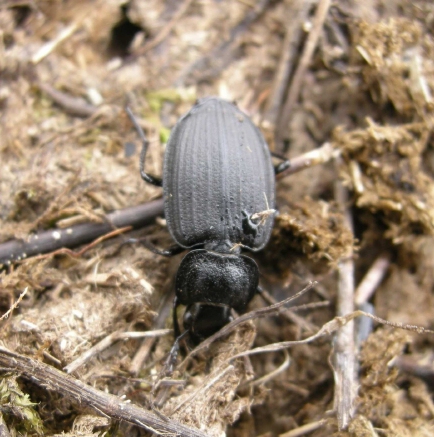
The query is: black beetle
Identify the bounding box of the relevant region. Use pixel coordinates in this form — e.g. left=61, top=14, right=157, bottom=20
left=128, top=97, right=289, bottom=344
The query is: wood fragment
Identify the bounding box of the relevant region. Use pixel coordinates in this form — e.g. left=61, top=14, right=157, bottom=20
left=64, top=329, right=172, bottom=374
left=0, top=347, right=211, bottom=437
left=32, top=22, right=79, bottom=64
left=355, top=254, right=391, bottom=306
left=129, top=289, right=175, bottom=376
left=38, top=83, right=98, bottom=117
left=276, top=142, right=337, bottom=179
left=331, top=166, right=356, bottom=430
left=0, top=288, right=28, bottom=321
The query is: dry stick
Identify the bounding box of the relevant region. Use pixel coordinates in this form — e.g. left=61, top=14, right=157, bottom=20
left=135, top=0, right=194, bottom=55
left=64, top=329, right=172, bottom=374
left=245, top=349, right=291, bottom=388
left=263, top=0, right=312, bottom=127
left=279, top=419, right=327, bottom=437
left=332, top=171, right=356, bottom=430
left=0, top=347, right=211, bottom=437
left=32, top=22, right=79, bottom=64
left=0, top=288, right=28, bottom=321
left=259, top=287, right=319, bottom=332
left=276, top=142, right=338, bottom=179
left=355, top=254, right=391, bottom=306
left=129, top=289, right=175, bottom=376
left=38, top=83, right=98, bottom=117
left=169, top=365, right=235, bottom=416
left=277, top=0, right=332, bottom=150
left=225, top=311, right=434, bottom=360
left=0, top=198, right=164, bottom=266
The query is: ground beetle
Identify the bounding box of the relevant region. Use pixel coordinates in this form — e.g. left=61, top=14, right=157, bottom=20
left=128, top=97, right=289, bottom=344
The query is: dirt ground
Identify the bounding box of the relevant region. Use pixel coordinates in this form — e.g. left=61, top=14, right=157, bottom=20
left=1, top=0, right=434, bottom=436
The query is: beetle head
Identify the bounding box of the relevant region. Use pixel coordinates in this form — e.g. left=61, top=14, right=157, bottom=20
left=175, top=249, right=259, bottom=342
left=183, top=303, right=233, bottom=344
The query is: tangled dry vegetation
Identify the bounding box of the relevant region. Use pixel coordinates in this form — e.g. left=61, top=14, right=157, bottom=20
left=1, top=0, right=434, bottom=436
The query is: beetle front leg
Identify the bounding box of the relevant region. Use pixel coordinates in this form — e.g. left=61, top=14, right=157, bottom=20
left=126, top=107, right=163, bottom=187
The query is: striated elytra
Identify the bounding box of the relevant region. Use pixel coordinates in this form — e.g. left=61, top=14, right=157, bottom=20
left=128, top=97, right=289, bottom=344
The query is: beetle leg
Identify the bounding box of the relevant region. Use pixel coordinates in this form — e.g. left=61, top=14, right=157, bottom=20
left=126, top=107, right=163, bottom=187
left=173, top=296, right=182, bottom=339
left=271, top=151, right=291, bottom=175
left=122, top=238, right=185, bottom=257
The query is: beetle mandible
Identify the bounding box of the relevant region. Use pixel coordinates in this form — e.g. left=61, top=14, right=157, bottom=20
left=128, top=97, right=289, bottom=344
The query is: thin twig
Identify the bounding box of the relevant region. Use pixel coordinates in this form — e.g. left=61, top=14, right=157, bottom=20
left=279, top=419, right=327, bottom=437
left=244, top=350, right=291, bottom=388
left=38, top=83, right=98, bottom=117
left=332, top=166, right=356, bottom=430
left=259, top=288, right=319, bottom=332
left=0, top=288, right=28, bottom=321
left=0, top=347, right=211, bottom=437
left=129, top=289, right=175, bottom=376
left=64, top=329, right=172, bottom=374
left=277, top=0, right=332, bottom=149
left=169, top=365, right=235, bottom=416
left=276, top=142, right=338, bottom=180
left=32, top=22, right=79, bottom=64
left=225, top=310, right=434, bottom=360
left=0, top=199, right=164, bottom=266
left=355, top=254, right=391, bottom=306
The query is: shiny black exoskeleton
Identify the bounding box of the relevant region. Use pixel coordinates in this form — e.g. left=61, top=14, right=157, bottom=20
left=128, top=97, right=289, bottom=344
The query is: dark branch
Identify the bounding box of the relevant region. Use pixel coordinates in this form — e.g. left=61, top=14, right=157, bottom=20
left=0, top=199, right=164, bottom=266
left=0, top=347, right=211, bottom=437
